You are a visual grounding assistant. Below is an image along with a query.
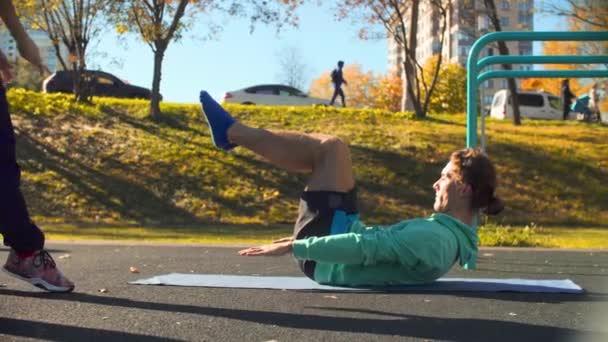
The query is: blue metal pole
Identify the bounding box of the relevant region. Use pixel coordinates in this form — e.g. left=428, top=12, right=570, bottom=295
left=465, top=31, right=608, bottom=149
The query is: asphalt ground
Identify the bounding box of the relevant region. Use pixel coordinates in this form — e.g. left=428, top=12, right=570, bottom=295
left=0, top=243, right=607, bottom=342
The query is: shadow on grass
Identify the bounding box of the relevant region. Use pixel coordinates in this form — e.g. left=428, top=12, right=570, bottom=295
left=488, top=141, right=607, bottom=226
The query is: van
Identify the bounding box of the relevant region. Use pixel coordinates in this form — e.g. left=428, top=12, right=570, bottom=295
left=489, top=89, right=562, bottom=120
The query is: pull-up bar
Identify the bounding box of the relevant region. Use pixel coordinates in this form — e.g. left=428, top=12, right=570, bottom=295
left=466, top=31, right=608, bottom=148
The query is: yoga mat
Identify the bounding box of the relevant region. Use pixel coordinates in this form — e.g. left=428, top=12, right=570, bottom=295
left=130, top=274, right=583, bottom=293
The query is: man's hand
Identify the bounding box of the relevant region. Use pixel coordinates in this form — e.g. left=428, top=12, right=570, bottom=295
left=16, top=35, right=50, bottom=75
left=0, top=50, right=13, bottom=85
left=238, top=240, right=293, bottom=256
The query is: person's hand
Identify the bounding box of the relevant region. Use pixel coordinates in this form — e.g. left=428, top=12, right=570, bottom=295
left=0, top=50, right=13, bottom=85
left=238, top=240, right=293, bottom=256
left=16, top=35, right=50, bottom=75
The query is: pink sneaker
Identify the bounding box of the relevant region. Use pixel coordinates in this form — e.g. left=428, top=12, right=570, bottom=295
left=2, top=249, right=75, bottom=293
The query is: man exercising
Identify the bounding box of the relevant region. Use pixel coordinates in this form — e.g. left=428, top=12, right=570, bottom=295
left=200, top=91, right=503, bottom=286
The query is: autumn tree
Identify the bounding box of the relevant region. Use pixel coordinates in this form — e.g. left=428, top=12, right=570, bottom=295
left=521, top=40, right=582, bottom=96
left=109, top=0, right=302, bottom=121
left=335, top=0, right=450, bottom=117
left=370, top=73, right=402, bottom=112
left=422, top=56, right=466, bottom=113
left=535, top=0, right=607, bottom=111
left=17, top=0, right=110, bottom=102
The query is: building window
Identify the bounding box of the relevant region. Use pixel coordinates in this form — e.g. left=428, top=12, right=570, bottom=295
left=500, top=17, right=510, bottom=27
left=478, top=16, right=490, bottom=31
left=518, top=1, right=529, bottom=11
left=518, top=13, right=526, bottom=25
left=501, top=79, right=508, bottom=88
left=487, top=48, right=494, bottom=56
left=484, top=95, right=494, bottom=105
left=459, top=46, right=470, bottom=57
left=500, top=1, right=509, bottom=10
left=483, top=79, right=495, bottom=89
left=432, top=41, right=441, bottom=54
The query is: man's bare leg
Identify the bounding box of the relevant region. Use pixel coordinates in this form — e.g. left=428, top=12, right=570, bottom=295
left=199, top=90, right=354, bottom=192
left=228, top=122, right=355, bottom=192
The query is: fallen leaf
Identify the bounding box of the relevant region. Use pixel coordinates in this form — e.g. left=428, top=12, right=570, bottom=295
left=101, top=316, right=108, bottom=320
left=324, top=295, right=338, bottom=299
left=423, top=299, right=431, bottom=303
left=129, top=266, right=139, bottom=273
left=58, top=254, right=71, bottom=259
left=508, top=312, right=517, bottom=316
left=99, top=288, right=108, bottom=293
left=482, top=253, right=494, bottom=257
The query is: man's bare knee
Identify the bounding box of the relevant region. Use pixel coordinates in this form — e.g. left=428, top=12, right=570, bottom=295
left=317, top=136, right=350, bottom=160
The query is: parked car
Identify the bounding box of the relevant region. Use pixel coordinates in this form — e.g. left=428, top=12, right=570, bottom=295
left=42, top=70, right=158, bottom=100
left=223, top=84, right=330, bottom=106
left=489, top=89, right=562, bottom=120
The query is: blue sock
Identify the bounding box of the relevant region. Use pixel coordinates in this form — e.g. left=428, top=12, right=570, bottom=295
left=199, top=90, right=237, bottom=151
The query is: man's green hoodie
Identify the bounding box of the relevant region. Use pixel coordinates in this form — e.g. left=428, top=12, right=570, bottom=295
left=292, top=213, right=478, bottom=286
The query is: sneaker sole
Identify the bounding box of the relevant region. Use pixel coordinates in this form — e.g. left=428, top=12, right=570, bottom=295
left=2, top=267, right=74, bottom=293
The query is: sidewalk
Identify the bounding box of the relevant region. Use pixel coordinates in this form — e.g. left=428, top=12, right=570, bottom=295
left=1, top=243, right=607, bottom=341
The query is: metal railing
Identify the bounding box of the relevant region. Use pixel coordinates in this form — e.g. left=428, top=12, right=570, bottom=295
left=466, top=31, right=608, bottom=148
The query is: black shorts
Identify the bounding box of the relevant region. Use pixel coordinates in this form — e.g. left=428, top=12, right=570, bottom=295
left=293, top=188, right=358, bottom=279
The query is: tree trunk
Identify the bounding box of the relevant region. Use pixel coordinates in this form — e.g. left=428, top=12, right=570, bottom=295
left=402, top=0, right=420, bottom=116
left=150, top=47, right=165, bottom=121
left=483, top=0, right=521, bottom=125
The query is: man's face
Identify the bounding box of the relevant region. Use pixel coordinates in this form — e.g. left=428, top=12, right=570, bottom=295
left=433, top=162, right=465, bottom=213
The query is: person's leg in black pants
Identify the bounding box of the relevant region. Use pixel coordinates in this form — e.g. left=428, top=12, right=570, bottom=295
left=0, top=84, right=74, bottom=292
left=0, top=84, right=44, bottom=251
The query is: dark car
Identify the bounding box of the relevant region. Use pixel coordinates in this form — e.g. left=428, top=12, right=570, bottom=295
left=42, top=70, right=158, bottom=100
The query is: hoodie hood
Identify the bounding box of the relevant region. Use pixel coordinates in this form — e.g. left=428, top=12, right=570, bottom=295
left=429, top=213, right=479, bottom=269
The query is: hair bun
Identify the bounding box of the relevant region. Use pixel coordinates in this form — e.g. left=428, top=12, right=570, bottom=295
left=483, top=196, right=504, bottom=216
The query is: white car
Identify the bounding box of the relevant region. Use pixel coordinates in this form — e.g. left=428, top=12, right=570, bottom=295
left=489, top=89, right=563, bottom=120
left=223, top=84, right=331, bottom=106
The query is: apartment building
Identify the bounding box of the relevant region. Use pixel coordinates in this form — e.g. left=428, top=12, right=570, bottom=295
left=388, top=0, right=534, bottom=107
left=0, top=24, right=67, bottom=72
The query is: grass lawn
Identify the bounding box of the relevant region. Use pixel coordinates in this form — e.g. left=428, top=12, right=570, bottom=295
left=42, top=223, right=608, bottom=249
left=9, top=89, right=607, bottom=249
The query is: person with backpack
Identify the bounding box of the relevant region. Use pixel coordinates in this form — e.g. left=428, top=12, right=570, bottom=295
left=330, top=61, right=347, bottom=107
left=561, top=79, right=576, bottom=120
left=0, top=0, right=74, bottom=292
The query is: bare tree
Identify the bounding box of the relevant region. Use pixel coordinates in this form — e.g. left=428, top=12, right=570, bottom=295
left=542, top=0, right=608, bottom=30
left=481, top=0, right=522, bottom=125
left=109, top=0, right=302, bottom=121
left=17, top=0, right=110, bottom=102
left=336, top=0, right=449, bottom=117
left=542, top=0, right=608, bottom=68
left=276, top=46, right=308, bottom=90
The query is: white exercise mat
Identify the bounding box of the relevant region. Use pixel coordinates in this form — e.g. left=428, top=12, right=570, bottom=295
left=130, top=273, right=583, bottom=293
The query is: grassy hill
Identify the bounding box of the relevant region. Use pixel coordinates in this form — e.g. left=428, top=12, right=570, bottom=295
left=8, top=89, right=607, bottom=233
